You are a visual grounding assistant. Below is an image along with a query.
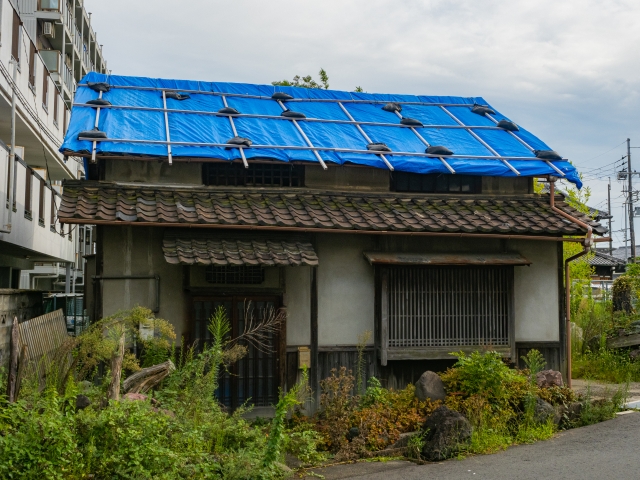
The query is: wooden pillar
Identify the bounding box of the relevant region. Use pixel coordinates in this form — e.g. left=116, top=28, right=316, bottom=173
left=310, top=266, right=319, bottom=402
left=557, top=241, right=568, bottom=380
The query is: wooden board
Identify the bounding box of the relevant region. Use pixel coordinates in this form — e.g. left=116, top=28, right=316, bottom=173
left=607, top=333, right=640, bottom=349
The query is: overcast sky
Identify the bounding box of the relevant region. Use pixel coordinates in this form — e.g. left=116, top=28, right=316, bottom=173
left=85, top=0, right=640, bottom=247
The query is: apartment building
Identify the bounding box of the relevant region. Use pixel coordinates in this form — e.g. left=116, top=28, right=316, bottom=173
left=17, top=0, right=108, bottom=108
left=0, top=0, right=98, bottom=294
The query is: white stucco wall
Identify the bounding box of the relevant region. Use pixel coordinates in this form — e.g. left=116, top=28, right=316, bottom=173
left=512, top=240, right=559, bottom=342
left=284, top=266, right=311, bottom=346
left=316, top=234, right=376, bottom=346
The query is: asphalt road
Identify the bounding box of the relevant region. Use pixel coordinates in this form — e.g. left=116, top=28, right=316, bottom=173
left=303, top=411, right=640, bottom=480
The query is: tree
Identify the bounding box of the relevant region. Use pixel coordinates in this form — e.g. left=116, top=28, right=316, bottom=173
left=272, top=69, right=364, bottom=92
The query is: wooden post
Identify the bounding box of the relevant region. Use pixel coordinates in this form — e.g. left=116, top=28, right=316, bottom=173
left=380, top=269, right=388, bottom=366
left=310, top=266, right=319, bottom=403
left=108, top=332, right=125, bottom=401
left=7, top=316, right=19, bottom=402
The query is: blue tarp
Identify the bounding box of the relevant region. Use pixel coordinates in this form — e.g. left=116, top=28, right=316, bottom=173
left=61, top=72, right=582, bottom=187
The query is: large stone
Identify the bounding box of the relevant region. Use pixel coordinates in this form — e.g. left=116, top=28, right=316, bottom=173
left=76, top=394, right=91, bottom=410
left=421, top=406, right=472, bottom=461
left=630, top=349, right=640, bottom=361
left=533, top=398, right=555, bottom=424
left=415, top=371, right=446, bottom=402
left=536, top=370, right=564, bottom=388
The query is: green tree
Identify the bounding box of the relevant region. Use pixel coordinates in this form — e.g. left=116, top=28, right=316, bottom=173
left=272, top=68, right=330, bottom=89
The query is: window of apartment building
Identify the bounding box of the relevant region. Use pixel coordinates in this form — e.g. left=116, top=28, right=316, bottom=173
left=28, top=42, right=37, bottom=89
left=11, top=10, right=20, bottom=61
left=42, top=71, right=49, bottom=110
left=63, top=107, right=68, bottom=135
left=38, top=179, right=46, bottom=226
left=391, top=172, right=481, bottom=194
left=53, top=92, right=59, bottom=126
left=50, top=189, right=56, bottom=232
left=24, top=168, right=33, bottom=219
left=203, top=162, right=304, bottom=187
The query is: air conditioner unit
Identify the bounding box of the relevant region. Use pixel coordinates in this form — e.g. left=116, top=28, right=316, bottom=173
left=43, top=22, right=55, bottom=38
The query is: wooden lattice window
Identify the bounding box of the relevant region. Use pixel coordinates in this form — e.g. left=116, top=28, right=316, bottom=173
left=203, top=162, right=304, bottom=187
left=391, top=172, right=481, bottom=193
left=206, top=265, right=264, bottom=284
left=378, top=266, right=513, bottom=364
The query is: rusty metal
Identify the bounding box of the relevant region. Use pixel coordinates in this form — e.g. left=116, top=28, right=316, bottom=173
left=364, top=252, right=531, bottom=266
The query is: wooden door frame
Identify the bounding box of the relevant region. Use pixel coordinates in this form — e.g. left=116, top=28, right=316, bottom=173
left=190, top=294, right=284, bottom=409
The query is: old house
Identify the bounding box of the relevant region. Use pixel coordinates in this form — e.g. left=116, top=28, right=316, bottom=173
left=57, top=73, right=605, bottom=409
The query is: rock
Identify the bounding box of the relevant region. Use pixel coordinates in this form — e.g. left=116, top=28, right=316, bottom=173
left=346, top=427, right=360, bottom=442
left=390, top=431, right=420, bottom=449
left=533, top=398, right=555, bottom=424
left=421, top=406, right=472, bottom=461
left=630, top=349, right=640, bottom=361
left=415, top=371, right=446, bottom=402
left=123, top=392, right=159, bottom=406
left=78, top=380, right=94, bottom=393
left=76, top=394, right=91, bottom=410
left=567, top=401, right=583, bottom=421
left=536, top=370, right=564, bottom=388
left=274, top=462, right=292, bottom=475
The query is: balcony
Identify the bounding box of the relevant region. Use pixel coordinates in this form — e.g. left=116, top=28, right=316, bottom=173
left=0, top=147, right=75, bottom=267
left=40, top=50, right=76, bottom=95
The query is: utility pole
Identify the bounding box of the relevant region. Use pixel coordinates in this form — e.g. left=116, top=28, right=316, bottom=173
left=628, top=138, right=636, bottom=262
left=608, top=179, right=613, bottom=255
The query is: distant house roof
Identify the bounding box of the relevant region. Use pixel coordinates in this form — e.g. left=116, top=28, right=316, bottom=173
left=589, top=251, right=626, bottom=267
left=61, top=73, right=582, bottom=186
left=58, top=181, right=605, bottom=236
left=599, top=246, right=639, bottom=262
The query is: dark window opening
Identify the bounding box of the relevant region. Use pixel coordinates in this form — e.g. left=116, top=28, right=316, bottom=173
left=28, top=43, right=36, bottom=88
left=391, top=172, right=481, bottom=194
left=53, top=93, right=58, bottom=124
left=42, top=71, right=49, bottom=109
left=11, top=10, right=20, bottom=61
left=205, top=265, right=265, bottom=284
left=203, top=162, right=304, bottom=187
left=24, top=168, right=32, bottom=218
left=38, top=178, right=45, bottom=225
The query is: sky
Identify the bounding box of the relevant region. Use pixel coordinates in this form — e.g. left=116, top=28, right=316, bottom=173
left=84, top=0, right=640, bottom=247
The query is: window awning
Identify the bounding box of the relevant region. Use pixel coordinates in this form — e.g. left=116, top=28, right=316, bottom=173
left=163, top=234, right=318, bottom=266
left=363, top=252, right=531, bottom=266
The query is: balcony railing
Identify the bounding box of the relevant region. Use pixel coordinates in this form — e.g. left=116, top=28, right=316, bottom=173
left=38, top=0, right=61, bottom=12
left=62, top=62, right=76, bottom=94
left=65, top=2, right=73, bottom=31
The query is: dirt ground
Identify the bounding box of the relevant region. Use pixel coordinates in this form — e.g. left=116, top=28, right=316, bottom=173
left=571, top=378, right=640, bottom=405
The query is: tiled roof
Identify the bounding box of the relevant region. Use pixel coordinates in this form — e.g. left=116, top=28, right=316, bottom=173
left=163, top=234, right=318, bottom=266
left=58, top=181, right=606, bottom=236
left=588, top=251, right=626, bottom=267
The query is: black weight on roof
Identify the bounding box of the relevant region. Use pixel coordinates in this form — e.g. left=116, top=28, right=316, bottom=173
left=471, top=104, right=496, bottom=116
left=535, top=150, right=562, bottom=160
left=87, top=82, right=110, bottom=93
left=400, top=117, right=423, bottom=127
left=272, top=92, right=294, bottom=101
left=164, top=91, right=190, bottom=101
left=382, top=102, right=402, bottom=113
left=218, top=107, right=240, bottom=115
left=281, top=110, right=306, bottom=119
left=86, top=98, right=112, bottom=107
left=78, top=129, right=107, bottom=140
left=225, top=136, right=252, bottom=148
left=367, top=142, right=392, bottom=152
left=496, top=120, right=519, bottom=131
left=426, top=145, right=454, bottom=155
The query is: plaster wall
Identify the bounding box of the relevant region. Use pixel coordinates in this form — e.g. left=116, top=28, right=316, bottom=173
left=316, top=234, right=376, bottom=346
left=305, top=166, right=389, bottom=191
left=101, top=226, right=187, bottom=340
left=284, top=266, right=311, bottom=346
left=511, top=240, right=559, bottom=342
left=104, top=159, right=202, bottom=185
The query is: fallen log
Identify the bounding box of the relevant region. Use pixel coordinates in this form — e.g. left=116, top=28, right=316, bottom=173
left=123, top=360, right=176, bottom=394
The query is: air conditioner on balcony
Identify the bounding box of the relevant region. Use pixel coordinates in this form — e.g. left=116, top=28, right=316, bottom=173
left=43, top=22, right=55, bottom=38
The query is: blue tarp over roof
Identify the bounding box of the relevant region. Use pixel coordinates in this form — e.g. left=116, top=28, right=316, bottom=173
left=61, top=72, right=582, bottom=187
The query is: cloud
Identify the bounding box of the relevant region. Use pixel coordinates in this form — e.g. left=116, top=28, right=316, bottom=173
left=85, top=0, right=640, bottom=245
